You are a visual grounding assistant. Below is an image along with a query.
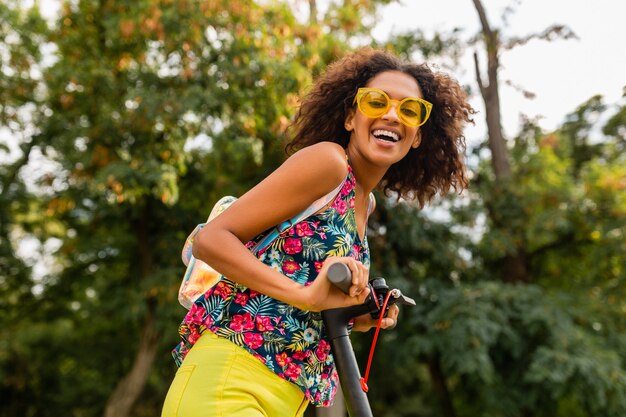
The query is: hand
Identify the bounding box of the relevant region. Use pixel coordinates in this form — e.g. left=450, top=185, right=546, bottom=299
left=351, top=304, right=399, bottom=332
left=297, top=256, right=370, bottom=312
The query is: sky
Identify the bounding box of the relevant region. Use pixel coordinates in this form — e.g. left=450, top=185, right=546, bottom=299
left=373, top=0, right=626, bottom=143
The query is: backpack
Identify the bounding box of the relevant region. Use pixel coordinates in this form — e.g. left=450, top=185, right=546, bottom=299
left=178, top=180, right=346, bottom=309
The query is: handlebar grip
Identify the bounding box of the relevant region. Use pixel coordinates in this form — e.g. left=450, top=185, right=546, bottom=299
left=327, top=263, right=352, bottom=294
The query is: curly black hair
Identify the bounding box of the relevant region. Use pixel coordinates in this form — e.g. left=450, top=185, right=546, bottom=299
left=286, top=48, right=475, bottom=206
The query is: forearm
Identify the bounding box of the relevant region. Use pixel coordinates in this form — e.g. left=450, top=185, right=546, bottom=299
left=192, top=229, right=309, bottom=309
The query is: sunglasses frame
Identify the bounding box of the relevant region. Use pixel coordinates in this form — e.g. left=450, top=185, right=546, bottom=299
left=353, top=87, right=433, bottom=127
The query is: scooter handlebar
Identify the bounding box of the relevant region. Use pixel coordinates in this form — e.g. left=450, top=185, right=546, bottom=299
left=327, top=262, right=353, bottom=294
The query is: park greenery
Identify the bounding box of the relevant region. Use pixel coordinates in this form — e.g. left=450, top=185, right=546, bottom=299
left=1, top=1, right=625, bottom=416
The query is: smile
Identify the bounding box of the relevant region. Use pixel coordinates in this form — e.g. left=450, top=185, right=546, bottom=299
left=372, top=129, right=400, bottom=142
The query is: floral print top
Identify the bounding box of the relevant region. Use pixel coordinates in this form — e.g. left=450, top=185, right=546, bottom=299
left=172, top=162, right=370, bottom=407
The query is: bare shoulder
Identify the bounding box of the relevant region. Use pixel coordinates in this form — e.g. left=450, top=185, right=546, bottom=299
left=282, top=141, right=348, bottom=188
left=210, top=141, right=349, bottom=242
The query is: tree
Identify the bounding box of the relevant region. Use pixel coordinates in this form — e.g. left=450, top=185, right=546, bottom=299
left=471, top=0, right=577, bottom=284
left=0, top=1, right=393, bottom=416
left=2, top=1, right=624, bottom=416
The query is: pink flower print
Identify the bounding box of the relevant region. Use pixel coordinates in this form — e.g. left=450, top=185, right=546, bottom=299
left=214, top=281, right=232, bottom=299
left=229, top=312, right=255, bottom=332
left=243, top=332, right=264, bottom=349
left=292, top=350, right=309, bottom=361
left=334, top=199, right=348, bottom=215
left=282, top=260, right=301, bottom=275
left=249, top=290, right=260, bottom=298
left=316, top=339, right=330, bottom=361
left=284, top=362, right=302, bottom=381
left=275, top=352, right=292, bottom=367
left=349, top=197, right=355, bottom=208
left=255, top=316, right=275, bottom=332
left=234, top=292, right=249, bottom=306
left=284, top=237, right=303, bottom=255
left=186, top=303, right=206, bottom=325
left=314, top=261, right=324, bottom=272
left=341, top=181, right=352, bottom=196
left=296, top=223, right=315, bottom=237
left=187, top=327, right=201, bottom=344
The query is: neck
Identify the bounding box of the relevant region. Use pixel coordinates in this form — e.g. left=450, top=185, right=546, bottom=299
left=346, top=146, right=386, bottom=193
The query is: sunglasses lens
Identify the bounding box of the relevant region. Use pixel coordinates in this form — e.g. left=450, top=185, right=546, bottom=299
left=359, top=90, right=389, bottom=117
left=398, top=100, right=423, bottom=126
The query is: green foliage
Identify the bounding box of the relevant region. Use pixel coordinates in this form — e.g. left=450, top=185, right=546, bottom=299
left=358, top=75, right=626, bottom=417
left=1, top=1, right=625, bottom=417
left=1, top=0, right=394, bottom=416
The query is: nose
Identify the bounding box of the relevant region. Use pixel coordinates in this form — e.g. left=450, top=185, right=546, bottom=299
left=382, top=102, right=401, bottom=123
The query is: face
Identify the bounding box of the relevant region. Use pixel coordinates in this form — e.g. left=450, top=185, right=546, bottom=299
left=344, top=70, right=424, bottom=169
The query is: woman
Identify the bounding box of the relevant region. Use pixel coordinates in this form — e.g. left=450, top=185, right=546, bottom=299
left=162, top=48, right=474, bottom=416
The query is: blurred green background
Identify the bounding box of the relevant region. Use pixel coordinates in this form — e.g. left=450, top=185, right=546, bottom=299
left=1, top=1, right=624, bottom=416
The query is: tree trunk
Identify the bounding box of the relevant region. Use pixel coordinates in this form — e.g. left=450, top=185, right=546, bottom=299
left=503, top=252, right=529, bottom=283
left=427, top=355, right=457, bottom=417
left=104, top=204, right=159, bottom=417
left=103, top=301, right=160, bottom=417
left=472, top=0, right=511, bottom=180
left=309, top=0, right=318, bottom=25
left=472, top=0, right=530, bottom=283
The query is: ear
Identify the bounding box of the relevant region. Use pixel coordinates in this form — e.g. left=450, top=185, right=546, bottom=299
left=344, top=110, right=355, bottom=132
left=411, top=131, right=422, bottom=148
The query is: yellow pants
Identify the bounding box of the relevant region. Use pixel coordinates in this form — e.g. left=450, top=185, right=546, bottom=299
left=161, top=332, right=308, bottom=417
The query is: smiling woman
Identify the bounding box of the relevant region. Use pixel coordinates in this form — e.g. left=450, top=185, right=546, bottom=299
left=288, top=48, right=475, bottom=206
left=162, top=48, right=475, bottom=417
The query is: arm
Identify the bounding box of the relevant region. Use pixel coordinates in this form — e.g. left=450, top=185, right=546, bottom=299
left=192, top=142, right=369, bottom=312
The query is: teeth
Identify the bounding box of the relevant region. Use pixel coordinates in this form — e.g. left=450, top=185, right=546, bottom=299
left=372, top=129, right=400, bottom=142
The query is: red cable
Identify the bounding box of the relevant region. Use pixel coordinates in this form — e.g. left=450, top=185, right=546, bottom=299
left=359, top=290, right=395, bottom=393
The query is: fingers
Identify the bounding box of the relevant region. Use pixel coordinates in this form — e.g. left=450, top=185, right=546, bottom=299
left=351, top=314, right=376, bottom=332
left=351, top=304, right=400, bottom=332
left=346, top=259, right=368, bottom=297
left=382, top=304, right=399, bottom=329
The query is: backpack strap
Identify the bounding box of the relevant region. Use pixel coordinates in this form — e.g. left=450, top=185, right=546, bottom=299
left=249, top=178, right=346, bottom=255
left=367, top=192, right=376, bottom=217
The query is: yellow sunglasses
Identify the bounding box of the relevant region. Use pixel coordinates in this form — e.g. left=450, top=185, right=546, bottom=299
left=353, top=87, right=433, bottom=127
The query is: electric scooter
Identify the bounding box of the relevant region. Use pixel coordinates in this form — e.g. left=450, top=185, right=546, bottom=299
left=321, top=263, right=416, bottom=417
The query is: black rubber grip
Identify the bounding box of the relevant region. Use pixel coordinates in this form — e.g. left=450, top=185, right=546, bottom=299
left=327, top=263, right=352, bottom=294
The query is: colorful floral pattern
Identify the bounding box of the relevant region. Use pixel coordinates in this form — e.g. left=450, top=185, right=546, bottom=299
left=172, top=164, right=370, bottom=407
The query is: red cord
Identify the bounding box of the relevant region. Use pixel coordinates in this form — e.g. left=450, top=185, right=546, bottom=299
left=359, top=290, right=394, bottom=393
